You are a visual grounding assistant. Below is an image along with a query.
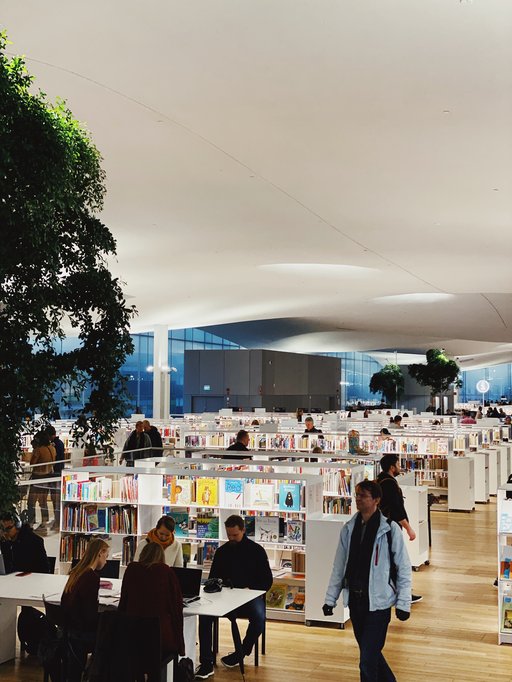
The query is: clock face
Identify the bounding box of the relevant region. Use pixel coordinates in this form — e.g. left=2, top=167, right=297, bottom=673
left=476, top=379, right=490, bottom=394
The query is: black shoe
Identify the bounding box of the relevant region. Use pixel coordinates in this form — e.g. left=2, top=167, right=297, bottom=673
left=195, top=664, right=214, bottom=679
left=494, top=578, right=499, bottom=588
left=221, top=652, right=240, bottom=668
left=411, top=594, right=423, bottom=604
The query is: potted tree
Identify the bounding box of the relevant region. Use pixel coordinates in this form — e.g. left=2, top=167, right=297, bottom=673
left=408, top=349, right=461, bottom=414
left=369, top=364, right=405, bottom=408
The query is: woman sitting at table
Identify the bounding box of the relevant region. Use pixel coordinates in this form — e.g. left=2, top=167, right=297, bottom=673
left=119, top=543, right=185, bottom=659
left=133, top=515, right=183, bottom=567
left=61, top=538, right=109, bottom=682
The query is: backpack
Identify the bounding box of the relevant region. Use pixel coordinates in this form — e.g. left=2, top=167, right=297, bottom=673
left=17, top=606, right=50, bottom=656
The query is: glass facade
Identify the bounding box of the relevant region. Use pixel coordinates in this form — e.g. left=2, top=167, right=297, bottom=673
left=459, top=363, right=512, bottom=403
left=321, top=352, right=383, bottom=406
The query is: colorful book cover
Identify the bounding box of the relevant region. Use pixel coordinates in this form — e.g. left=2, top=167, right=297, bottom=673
left=84, top=505, right=99, bottom=532
left=196, top=478, right=219, bottom=507
left=170, top=511, right=190, bottom=537
left=284, top=585, right=306, bottom=611
left=266, top=583, right=287, bottom=609
left=286, top=519, right=304, bottom=544
left=279, top=483, right=301, bottom=512
left=97, top=508, right=107, bottom=533
left=222, top=478, right=244, bottom=508
left=244, top=483, right=274, bottom=509
left=244, top=515, right=255, bottom=537
left=182, top=542, right=192, bottom=566
left=255, top=515, right=279, bottom=543
left=503, top=596, right=512, bottom=629
left=197, top=513, right=220, bottom=539
left=171, top=479, right=193, bottom=506
left=202, top=541, right=219, bottom=564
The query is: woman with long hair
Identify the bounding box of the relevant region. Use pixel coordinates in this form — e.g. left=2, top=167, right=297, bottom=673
left=61, top=538, right=109, bottom=681
left=27, top=429, right=56, bottom=533
left=133, top=515, right=183, bottom=567
left=119, top=542, right=185, bottom=658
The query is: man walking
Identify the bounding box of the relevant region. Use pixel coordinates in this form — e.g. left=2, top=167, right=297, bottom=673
left=323, top=480, right=411, bottom=682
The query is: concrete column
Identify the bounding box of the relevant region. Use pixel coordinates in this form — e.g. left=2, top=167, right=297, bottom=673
left=152, top=325, right=170, bottom=419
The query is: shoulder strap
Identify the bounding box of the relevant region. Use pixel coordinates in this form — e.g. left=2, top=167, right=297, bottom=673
left=386, top=519, right=398, bottom=587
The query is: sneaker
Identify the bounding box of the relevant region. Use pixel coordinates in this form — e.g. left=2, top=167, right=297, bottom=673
left=221, top=652, right=240, bottom=668
left=411, top=594, right=423, bottom=604
left=494, top=578, right=499, bottom=588
left=195, top=663, right=214, bottom=679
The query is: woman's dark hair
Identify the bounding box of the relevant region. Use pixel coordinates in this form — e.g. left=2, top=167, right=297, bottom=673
left=32, top=430, right=51, bottom=447
left=139, top=542, right=165, bottom=566
left=156, top=515, right=175, bottom=532
left=380, top=428, right=391, bottom=436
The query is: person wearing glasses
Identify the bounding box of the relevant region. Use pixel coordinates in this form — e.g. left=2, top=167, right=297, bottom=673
left=0, top=511, right=49, bottom=574
left=323, top=480, right=411, bottom=682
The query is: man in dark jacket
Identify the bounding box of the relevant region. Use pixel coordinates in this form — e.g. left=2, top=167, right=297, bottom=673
left=195, top=515, right=273, bottom=679
left=120, top=421, right=152, bottom=466
left=0, top=511, right=49, bottom=574
left=47, top=425, right=65, bottom=530
left=225, top=430, right=252, bottom=460
left=143, top=420, right=163, bottom=457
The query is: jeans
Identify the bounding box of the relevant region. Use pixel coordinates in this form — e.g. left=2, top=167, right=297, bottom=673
left=349, top=593, right=395, bottom=682
left=199, top=596, right=265, bottom=665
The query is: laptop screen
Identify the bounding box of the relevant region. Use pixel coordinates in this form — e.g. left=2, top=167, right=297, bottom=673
left=173, top=567, right=202, bottom=599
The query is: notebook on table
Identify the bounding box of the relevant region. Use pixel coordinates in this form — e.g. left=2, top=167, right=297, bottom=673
left=173, top=566, right=202, bottom=604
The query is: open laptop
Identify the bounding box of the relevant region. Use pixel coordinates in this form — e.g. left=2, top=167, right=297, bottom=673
left=173, top=566, right=202, bottom=604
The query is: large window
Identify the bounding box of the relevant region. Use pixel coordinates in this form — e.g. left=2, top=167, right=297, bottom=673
left=459, top=364, right=512, bottom=403
left=320, top=352, right=383, bottom=406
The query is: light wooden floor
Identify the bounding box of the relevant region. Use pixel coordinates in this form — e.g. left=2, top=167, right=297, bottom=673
left=2, top=501, right=512, bottom=681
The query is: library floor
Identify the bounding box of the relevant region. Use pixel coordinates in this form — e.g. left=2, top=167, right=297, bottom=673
left=2, top=500, right=512, bottom=682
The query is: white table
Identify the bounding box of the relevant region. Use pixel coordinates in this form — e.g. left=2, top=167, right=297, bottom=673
left=0, top=572, right=264, bottom=671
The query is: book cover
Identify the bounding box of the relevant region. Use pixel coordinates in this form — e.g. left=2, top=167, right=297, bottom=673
left=500, top=511, right=512, bottom=533
left=279, top=483, right=301, bottom=512
left=503, top=596, right=512, bottom=629
left=97, top=508, right=107, bottom=533
left=171, top=479, right=193, bottom=506
left=266, top=583, right=287, bottom=609
left=196, top=478, right=219, bottom=507
left=244, top=515, right=255, bottom=537
left=182, top=542, right=192, bottom=566
left=84, top=505, right=99, bottom=532
left=202, top=541, right=219, bottom=564
left=255, top=515, right=279, bottom=543
left=286, top=519, right=305, bottom=544
left=197, top=513, right=220, bottom=539
left=222, top=478, right=244, bottom=508
left=245, top=483, right=275, bottom=509
left=284, top=585, right=306, bottom=611
left=170, top=511, right=190, bottom=537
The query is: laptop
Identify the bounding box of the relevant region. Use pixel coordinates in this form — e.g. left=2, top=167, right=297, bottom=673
left=173, top=567, right=202, bottom=604
left=0, top=552, right=6, bottom=576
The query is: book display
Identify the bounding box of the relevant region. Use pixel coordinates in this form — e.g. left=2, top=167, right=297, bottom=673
left=498, top=484, right=512, bottom=644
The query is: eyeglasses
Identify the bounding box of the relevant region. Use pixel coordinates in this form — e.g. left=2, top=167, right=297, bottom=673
left=354, top=493, right=373, bottom=499
left=1, top=524, right=15, bottom=532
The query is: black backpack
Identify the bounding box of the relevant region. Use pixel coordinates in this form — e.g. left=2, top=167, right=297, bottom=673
left=17, top=606, right=50, bottom=656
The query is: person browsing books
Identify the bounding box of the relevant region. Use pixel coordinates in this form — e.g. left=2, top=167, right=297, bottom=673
left=119, top=543, right=185, bottom=659
left=323, top=480, right=412, bottom=682
left=195, top=514, right=273, bottom=679
left=61, top=538, right=110, bottom=682
left=133, top=515, right=183, bottom=567
left=120, top=421, right=152, bottom=466
left=304, top=416, right=322, bottom=434
left=225, top=430, right=252, bottom=460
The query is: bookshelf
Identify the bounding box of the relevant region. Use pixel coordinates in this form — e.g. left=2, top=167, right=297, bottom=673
left=497, top=484, right=512, bottom=644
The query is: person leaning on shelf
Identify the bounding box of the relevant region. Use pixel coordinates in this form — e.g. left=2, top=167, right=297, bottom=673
left=143, top=419, right=163, bottom=457
left=195, top=514, right=273, bottom=679
left=119, top=543, right=185, bottom=660
left=133, top=515, right=183, bottom=567
left=323, top=480, right=412, bottom=682
left=389, top=415, right=404, bottom=429
left=61, top=538, right=110, bottom=682
left=120, top=421, right=152, bottom=466
left=225, top=429, right=252, bottom=460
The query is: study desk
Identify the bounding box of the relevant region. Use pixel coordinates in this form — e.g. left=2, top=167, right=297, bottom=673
left=0, top=572, right=264, bottom=672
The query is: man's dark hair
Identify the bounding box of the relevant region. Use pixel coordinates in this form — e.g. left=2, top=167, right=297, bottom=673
left=225, top=514, right=244, bottom=530
left=46, top=425, right=56, bottom=437
left=0, top=510, right=21, bottom=527
left=356, top=479, right=382, bottom=500
left=380, top=454, right=399, bottom=473
left=236, top=430, right=249, bottom=441
left=393, top=415, right=402, bottom=423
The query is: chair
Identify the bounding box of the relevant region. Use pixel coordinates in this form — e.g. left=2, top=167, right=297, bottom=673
left=47, top=556, right=57, bottom=574
left=42, top=596, right=68, bottom=682
left=70, top=558, right=120, bottom=579
left=212, top=598, right=266, bottom=668
left=87, top=610, right=177, bottom=682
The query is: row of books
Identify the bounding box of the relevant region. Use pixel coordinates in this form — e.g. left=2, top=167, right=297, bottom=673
left=60, top=533, right=96, bottom=562
left=166, top=510, right=306, bottom=545
left=415, top=472, right=448, bottom=488
left=400, top=457, right=448, bottom=471
left=323, top=470, right=353, bottom=496
left=62, top=475, right=138, bottom=502
left=62, top=503, right=138, bottom=534
left=323, top=497, right=351, bottom=514
left=166, top=477, right=303, bottom=511
left=266, top=584, right=306, bottom=611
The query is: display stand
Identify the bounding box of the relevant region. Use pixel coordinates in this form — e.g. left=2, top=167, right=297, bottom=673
left=497, top=484, right=512, bottom=644
left=447, top=458, right=475, bottom=512
left=469, top=451, right=490, bottom=504
left=402, top=485, right=429, bottom=569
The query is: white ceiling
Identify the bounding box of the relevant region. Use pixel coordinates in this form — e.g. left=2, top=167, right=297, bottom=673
left=2, top=0, right=512, bottom=367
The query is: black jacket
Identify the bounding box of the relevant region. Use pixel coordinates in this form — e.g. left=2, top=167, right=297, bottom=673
left=0, top=524, right=49, bottom=574
left=52, top=436, right=66, bottom=474
left=225, top=442, right=252, bottom=460
left=377, top=471, right=408, bottom=524
left=146, top=426, right=163, bottom=452
left=209, top=535, right=273, bottom=592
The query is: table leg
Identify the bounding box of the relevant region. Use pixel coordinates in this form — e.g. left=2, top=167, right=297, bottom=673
left=0, top=601, right=17, bottom=664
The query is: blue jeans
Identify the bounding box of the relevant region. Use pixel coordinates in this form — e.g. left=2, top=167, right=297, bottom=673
left=199, top=597, right=265, bottom=665
left=349, top=594, right=395, bottom=682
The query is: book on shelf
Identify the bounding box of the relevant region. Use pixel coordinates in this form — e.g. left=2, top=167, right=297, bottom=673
left=500, top=545, right=512, bottom=579
left=244, top=483, right=274, bottom=509
left=291, top=549, right=306, bottom=574
left=196, top=478, right=219, bottom=506
left=202, top=541, right=219, bottom=565
left=244, top=515, right=255, bottom=537
left=266, top=583, right=287, bottom=609
left=169, top=511, right=190, bottom=537
left=503, top=596, right=512, bottom=630
left=169, top=478, right=193, bottom=505
left=84, top=504, right=100, bottom=532
left=500, top=511, right=512, bottom=534
left=122, top=536, right=137, bottom=565
left=182, top=542, right=192, bottom=566
left=286, top=519, right=305, bottom=544
left=197, top=513, right=220, bottom=539
left=221, top=478, right=244, bottom=508
left=255, top=516, right=279, bottom=543
left=284, top=585, right=306, bottom=611
left=278, top=483, right=301, bottom=512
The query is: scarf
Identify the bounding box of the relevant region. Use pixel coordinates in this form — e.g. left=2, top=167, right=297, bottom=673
left=146, top=527, right=175, bottom=548
left=344, top=510, right=381, bottom=592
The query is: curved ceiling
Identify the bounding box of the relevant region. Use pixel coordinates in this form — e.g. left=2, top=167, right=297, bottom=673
left=2, top=0, right=512, bottom=368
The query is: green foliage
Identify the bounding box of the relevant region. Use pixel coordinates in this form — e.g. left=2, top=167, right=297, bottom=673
left=369, top=364, right=404, bottom=405
left=408, top=349, right=461, bottom=397
left=0, top=32, right=135, bottom=513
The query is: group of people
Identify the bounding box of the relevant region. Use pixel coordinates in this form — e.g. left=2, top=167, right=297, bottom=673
left=120, top=419, right=163, bottom=465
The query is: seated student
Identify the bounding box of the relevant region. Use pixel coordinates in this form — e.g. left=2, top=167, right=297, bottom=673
left=61, top=538, right=109, bottom=682
left=133, top=515, right=183, bottom=567
left=0, top=510, right=49, bottom=573
left=119, top=543, right=185, bottom=660
left=195, top=515, right=273, bottom=679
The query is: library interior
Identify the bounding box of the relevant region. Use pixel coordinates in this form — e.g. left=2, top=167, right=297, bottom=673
left=2, top=2, right=512, bottom=681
